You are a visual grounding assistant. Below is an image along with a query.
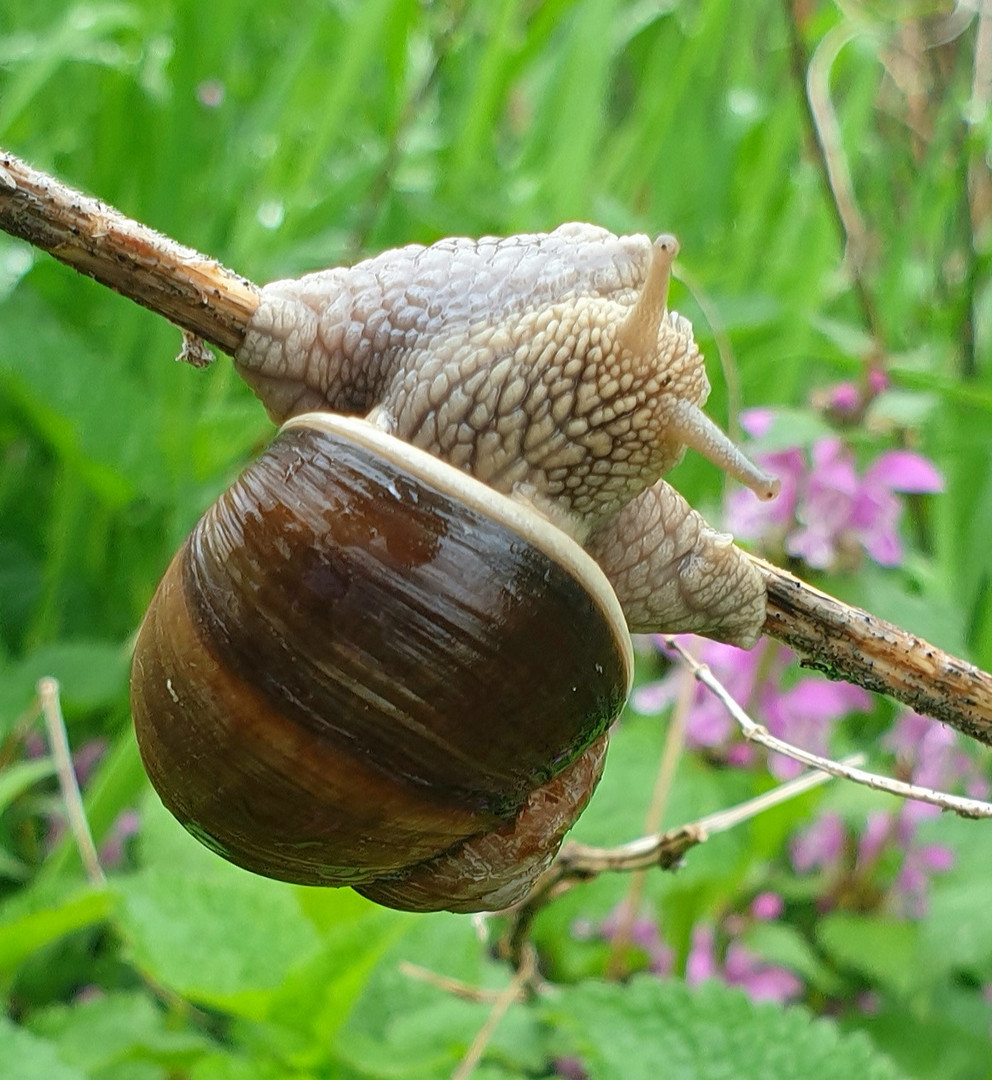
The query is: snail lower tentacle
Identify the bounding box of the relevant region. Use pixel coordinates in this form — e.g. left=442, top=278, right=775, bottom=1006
left=664, top=398, right=780, bottom=501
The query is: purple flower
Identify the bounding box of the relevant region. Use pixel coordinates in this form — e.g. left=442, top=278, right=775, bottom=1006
left=885, top=711, right=989, bottom=803
left=867, top=369, right=890, bottom=396
left=751, top=891, right=785, bottom=921
left=574, top=902, right=676, bottom=977
left=723, top=942, right=804, bottom=1004
left=725, top=446, right=805, bottom=542
left=856, top=811, right=893, bottom=869
left=686, top=924, right=719, bottom=986
left=100, top=809, right=141, bottom=869
left=723, top=411, right=943, bottom=572
left=896, top=843, right=955, bottom=917
left=868, top=451, right=944, bottom=495
left=812, top=374, right=890, bottom=424
left=857, top=991, right=882, bottom=1015
left=764, top=678, right=871, bottom=779
left=791, top=812, right=846, bottom=873
left=554, top=1059, right=590, bottom=1080
left=828, top=382, right=861, bottom=417
left=686, top=922, right=803, bottom=1004
left=635, top=636, right=791, bottom=762
left=72, top=738, right=109, bottom=787
left=600, top=902, right=674, bottom=975
left=636, top=634, right=869, bottom=779
left=785, top=707, right=970, bottom=919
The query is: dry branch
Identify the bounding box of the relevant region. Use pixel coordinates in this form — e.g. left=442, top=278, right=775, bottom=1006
left=3, top=147, right=991, bottom=744
left=755, top=559, right=992, bottom=745
left=0, top=149, right=258, bottom=353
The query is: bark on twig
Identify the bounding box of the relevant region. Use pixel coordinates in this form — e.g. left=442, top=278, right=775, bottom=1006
left=3, top=146, right=992, bottom=745
left=0, top=149, right=259, bottom=354
left=754, top=558, right=992, bottom=746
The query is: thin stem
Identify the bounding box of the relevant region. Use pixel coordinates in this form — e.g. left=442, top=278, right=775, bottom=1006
left=605, top=663, right=690, bottom=978
left=665, top=637, right=992, bottom=820
left=37, top=678, right=106, bottom=887
left=675, top=263, right=743, bottom=443
left=451, top=947, right=536, bottom=1080
left=500, top=762, right=846, bottom=968
left=781, top=2, right=884, bottom=349
left=399, top=961, right=528, bottom=1005
left=965, top=0, right=992, bottom=377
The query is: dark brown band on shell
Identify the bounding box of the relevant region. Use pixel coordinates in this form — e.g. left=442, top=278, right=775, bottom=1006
left=131, top=416, right=632, bottom=892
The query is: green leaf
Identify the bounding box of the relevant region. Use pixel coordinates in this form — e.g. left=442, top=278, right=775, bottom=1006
left=338, top=913, right=544, bottom=1079
left=190, top=1051, right=317, bottom=1080
left=114, top=792, right=321, bottom=1017
left=0, top=1014, right=87, bottom=1080
left=0, top=289, right=164, bottom=505
left=0, top=887, right=113, bottom=981
left=0, top=758, right=55, bottom=813
left=851, top=996, right=992, bottom=1080
left=26, top=990, right=213, bottom=1073
left=922, top=878, right=992, bottom=977
left=865, top=388, right=940, bottom=429
left=0, top=639, right=129, bottom=732
left=268, top=905, right=413, bottom=1049
left=115, top=863, right=320, bottom=1018
left=541, top=977, right=906, bottom=1080
left=816, top=914, right=923, bottom=999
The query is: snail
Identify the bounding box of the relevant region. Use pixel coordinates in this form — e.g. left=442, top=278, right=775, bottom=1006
left=130, top=223, right=779, bottom=913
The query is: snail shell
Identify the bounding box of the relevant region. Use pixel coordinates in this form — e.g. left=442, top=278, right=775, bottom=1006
left=131, top=413, right=632, bottom=912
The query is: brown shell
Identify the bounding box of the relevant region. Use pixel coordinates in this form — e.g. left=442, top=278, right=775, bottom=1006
left=130, top=414, right=632, bottom=911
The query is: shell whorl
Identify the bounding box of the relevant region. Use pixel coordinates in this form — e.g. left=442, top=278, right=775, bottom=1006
left=131, top=414, right=632, bottom=909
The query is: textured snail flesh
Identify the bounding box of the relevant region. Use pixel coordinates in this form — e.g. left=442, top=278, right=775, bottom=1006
left=131, top=414, right=632, bottom=910
left=237, top=224, right=778, bottom=531
left=586, top=479, right=766, bottom=649
left=235, top=223, right=774, bottom=648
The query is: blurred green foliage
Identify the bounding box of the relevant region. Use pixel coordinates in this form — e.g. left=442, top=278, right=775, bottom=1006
left=0, top=1, right=990, bottom=1077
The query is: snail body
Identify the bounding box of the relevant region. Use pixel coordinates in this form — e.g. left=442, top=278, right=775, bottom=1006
left=236, top=224, right=778, bottom=532
left=132, top=225, right=777, bottom=912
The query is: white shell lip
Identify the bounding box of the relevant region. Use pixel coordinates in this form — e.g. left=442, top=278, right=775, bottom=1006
left=281, top=411, right=635, bottom=696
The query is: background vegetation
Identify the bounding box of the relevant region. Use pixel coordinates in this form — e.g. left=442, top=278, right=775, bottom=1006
left=1, top=1, right=991, bottom=1077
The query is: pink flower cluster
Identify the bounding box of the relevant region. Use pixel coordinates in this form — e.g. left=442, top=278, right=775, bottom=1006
left=575, top=892, right=803, bottom=1006
left=787, top=709, right=987, bottom=918
left=725, top=409, right=943, bottom=571
left=603, top=393, right=980, bottom=1015
left=685, top=893, right=803, bottom=1004
left=632, top=636, right=870, bottom=779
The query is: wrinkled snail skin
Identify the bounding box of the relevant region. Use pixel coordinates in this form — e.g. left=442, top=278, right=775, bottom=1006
left=235, top=223, right=655, bottom=422
left=132, top=225, right=778, bottom=913
left=236, top=223, right=779, bottom=533
left=586, top=479, right=767, bottom=649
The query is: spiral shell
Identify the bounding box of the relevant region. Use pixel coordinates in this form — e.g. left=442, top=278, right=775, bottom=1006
left=130, top=414, right=632, bottom=912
